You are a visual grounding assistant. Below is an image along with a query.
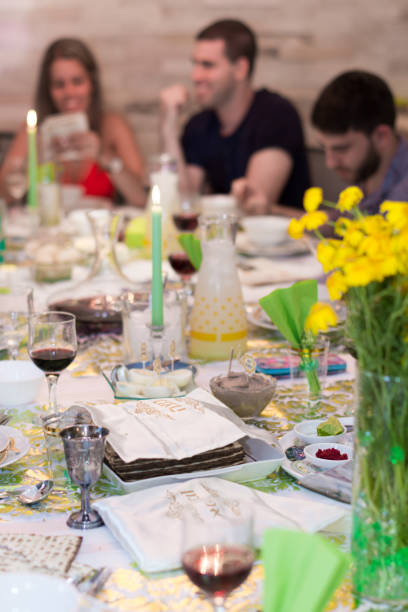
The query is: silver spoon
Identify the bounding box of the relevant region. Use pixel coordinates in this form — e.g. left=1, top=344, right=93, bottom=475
left=0, top=480, right=54, bottom=505
left=17, top=479, right=54, bottom=505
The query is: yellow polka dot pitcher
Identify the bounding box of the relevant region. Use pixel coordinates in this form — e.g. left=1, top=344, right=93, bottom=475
left=189, top=214, right=247, bottom=360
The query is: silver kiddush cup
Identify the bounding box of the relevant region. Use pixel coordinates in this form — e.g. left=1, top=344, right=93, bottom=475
left=60, top=424, right=109, bottom=529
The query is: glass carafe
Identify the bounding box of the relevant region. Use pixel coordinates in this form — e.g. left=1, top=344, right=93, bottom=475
left=189, top=214, right=247, bottom=360
left=48, top=209, right=138, bottom=336
left=143, top=154, right=180, bottom=258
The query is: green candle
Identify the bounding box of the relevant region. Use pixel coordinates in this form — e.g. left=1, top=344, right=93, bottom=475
left=26, top=109, right=38, bottom=209
left=151, top=185, right=163, bottom=328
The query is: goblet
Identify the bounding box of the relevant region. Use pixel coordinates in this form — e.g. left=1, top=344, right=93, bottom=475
left=60, top=424, right=109, bottom=529
left=182, top=513, right=254, bottom=611
left=28, top=311, right=77, bottom=413
left=0, top=285, right=34, bottom=360
left=4, top=157, right=27, bottom=204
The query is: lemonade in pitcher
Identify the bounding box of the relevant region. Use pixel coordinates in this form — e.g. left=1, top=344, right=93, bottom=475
left=189, top=214, right=247, bottom=360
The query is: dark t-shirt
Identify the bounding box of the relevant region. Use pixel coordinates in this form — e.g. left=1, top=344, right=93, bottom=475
left=181, top=88, right=310, bottom=207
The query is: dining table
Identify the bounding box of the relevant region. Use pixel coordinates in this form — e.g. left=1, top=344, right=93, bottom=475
left=0, top=208, right=373, bottom=612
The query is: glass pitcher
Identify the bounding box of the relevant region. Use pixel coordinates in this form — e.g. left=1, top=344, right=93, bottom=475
left=48, top=209, right=138, bottom=335
left=189, top=214, right=247, bottom=361
left=143, top=154, right=180, bottom=258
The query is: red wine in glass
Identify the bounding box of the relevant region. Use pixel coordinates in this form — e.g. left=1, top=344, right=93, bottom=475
left=168, top=253, right=196, bottom=279
left=30, top=347, right=77, bottom=373
left=182, top=544, right=254, bottom=601
left=173, top=212, right=199, bottom=232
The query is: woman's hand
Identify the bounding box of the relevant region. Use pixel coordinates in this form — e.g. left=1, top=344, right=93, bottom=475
left=52, top=130, right=100, bottom=161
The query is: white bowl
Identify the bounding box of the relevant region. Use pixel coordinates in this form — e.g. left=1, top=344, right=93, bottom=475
left=0, top=360, right=43, bottom=406
left=241, top=215, right=289, bottom=247
left=0, top=571, right=80, bottom=612
left=304, top=442, right=353, bottom=469
left=294, top=418, right=347, bottom=445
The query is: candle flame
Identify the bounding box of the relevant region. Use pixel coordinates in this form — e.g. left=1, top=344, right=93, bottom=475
left=26, top=109, right=37, bottom=129
left=152, top=185, right=161, bottom=211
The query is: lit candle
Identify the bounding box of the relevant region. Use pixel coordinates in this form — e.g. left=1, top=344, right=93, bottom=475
left=151, top=185, right=163, bottom=328
left=26, top=109, right=38, bottom=209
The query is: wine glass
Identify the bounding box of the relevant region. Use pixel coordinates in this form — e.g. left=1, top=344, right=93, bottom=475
left=0, top=286, right=34, bottom=360
left=169, top=194, right=200, bottom=290
left=28, top=311, right=77, bottom=414
left=181, top=513, right=254, bottom=611
left=60, top=424, right=109, bottom=529
left=172, top=193, right=200, bottom=233
left=4, top=157, right=27, bottom=204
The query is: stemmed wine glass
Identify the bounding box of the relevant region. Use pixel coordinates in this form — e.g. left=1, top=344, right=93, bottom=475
left=169, top=195, right=200, bottom=290
left=181, top=514, right=254, bottom=611
left=28, top=312, right=77, bottom=414
left=4, top=157, right=27, bottom=205
left=0, top=286, right=34, bottom=360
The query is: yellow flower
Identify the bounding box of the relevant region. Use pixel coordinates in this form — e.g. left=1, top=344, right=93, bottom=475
left=326, top=271, right=348, bottom=300
left=303, top=211, right=328, bottom=231
left=380, top=201, right=408, bottom=231
left=375, top=255, right=400, bottom=280
left=317, top=240, right=338, bottom=274
left=343, top=257, right=378, bottom=287
left=303, top=187, right=323, bottom=212
left=305, top=302, right=338, bottom=336
left=288, top=218, right=305, bottom=240
left=334, top=217, right=353, bottom=237
left=337, top=186, right=364, bottom=212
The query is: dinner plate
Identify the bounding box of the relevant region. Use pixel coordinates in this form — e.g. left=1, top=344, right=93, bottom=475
left=278, top=417, right=354, bottom=482
left=0, top=426, right=30, bottom=469
left=0, top=427, right=9, bottom=453
left=0, top=571, right=80, bottom=612
left=246, top=304, right=277, bottom=330
left=236, top=232, right=311, bottom=257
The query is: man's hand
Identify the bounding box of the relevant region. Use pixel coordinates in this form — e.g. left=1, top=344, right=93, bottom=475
left=160, top=84, right=189, bottom=115
left=231, top=178, right=268, bottom=215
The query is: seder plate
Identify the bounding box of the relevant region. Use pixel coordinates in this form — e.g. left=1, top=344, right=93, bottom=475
left=103, top=436, right=284, bottom=493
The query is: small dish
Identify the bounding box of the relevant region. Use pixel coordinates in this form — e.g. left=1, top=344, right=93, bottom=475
left=294, top=417, right=350, bottom=445
left=304, top=442, right=353, bottom=469
left=241, top=215, right=289, bottom=247
left=105, top=360, right=196, bottom=400
left=0, top=571, right=80, bottom=612
left=209, top=372, right=276, bottom=418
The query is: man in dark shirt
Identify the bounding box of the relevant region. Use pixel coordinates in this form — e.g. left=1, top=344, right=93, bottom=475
left=160, top=19, right=309, bottom=215
left=311, top=70, right=408, bottom=214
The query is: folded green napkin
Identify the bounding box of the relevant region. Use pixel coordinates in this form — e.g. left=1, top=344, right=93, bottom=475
left=262, top=529, right=349, bottom=612
left=259, top=279, right=317, bottom=348
left=125, top=217, right=146, bottom=249
left=178, top=233, right=202, bottom=270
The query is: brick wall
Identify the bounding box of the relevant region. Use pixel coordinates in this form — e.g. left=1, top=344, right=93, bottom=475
left=1, top=0, right=407, bottom=160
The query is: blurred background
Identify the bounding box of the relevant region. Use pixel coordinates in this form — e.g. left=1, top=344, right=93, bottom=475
left=0, top=0, right=407, bottom=167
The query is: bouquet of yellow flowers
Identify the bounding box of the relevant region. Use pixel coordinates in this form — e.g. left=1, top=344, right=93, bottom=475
left=289, top=186, right=408, bottom=603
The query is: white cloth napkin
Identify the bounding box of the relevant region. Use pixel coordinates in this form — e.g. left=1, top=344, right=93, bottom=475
left=86, top=393, right=248, bottom=462
left=93, top=477, right=348, bottom=572
left=238, top=256, right=323, bottom=287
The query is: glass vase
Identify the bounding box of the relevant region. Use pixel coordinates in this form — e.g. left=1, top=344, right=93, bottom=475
left=352, top=370, right=408, bottom=604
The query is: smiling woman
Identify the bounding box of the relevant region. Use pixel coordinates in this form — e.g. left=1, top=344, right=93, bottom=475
left=0, top=38, right=146, bottom=207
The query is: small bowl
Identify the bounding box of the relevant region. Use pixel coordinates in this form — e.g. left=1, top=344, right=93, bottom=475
left=241, top=215, right=289, bottom=247
left=0, top=360, right=43, bottom=406
left=294, top=418, right=346, bottom=445
left=209, top=372, right=276, bottom=418
left=304, top=442, right=353, bottom=469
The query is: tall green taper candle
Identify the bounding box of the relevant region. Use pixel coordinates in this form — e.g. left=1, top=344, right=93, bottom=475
left=26, top=109, right=38, bottom=209
left=151, top=184, right=163, bottom=328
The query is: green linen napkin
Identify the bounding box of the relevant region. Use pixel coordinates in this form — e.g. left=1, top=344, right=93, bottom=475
left=178, top=233, right=202, bottom=270
left=259, top=279, right=317, bottom=348
left=262, top=529, right=349, bottom=612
